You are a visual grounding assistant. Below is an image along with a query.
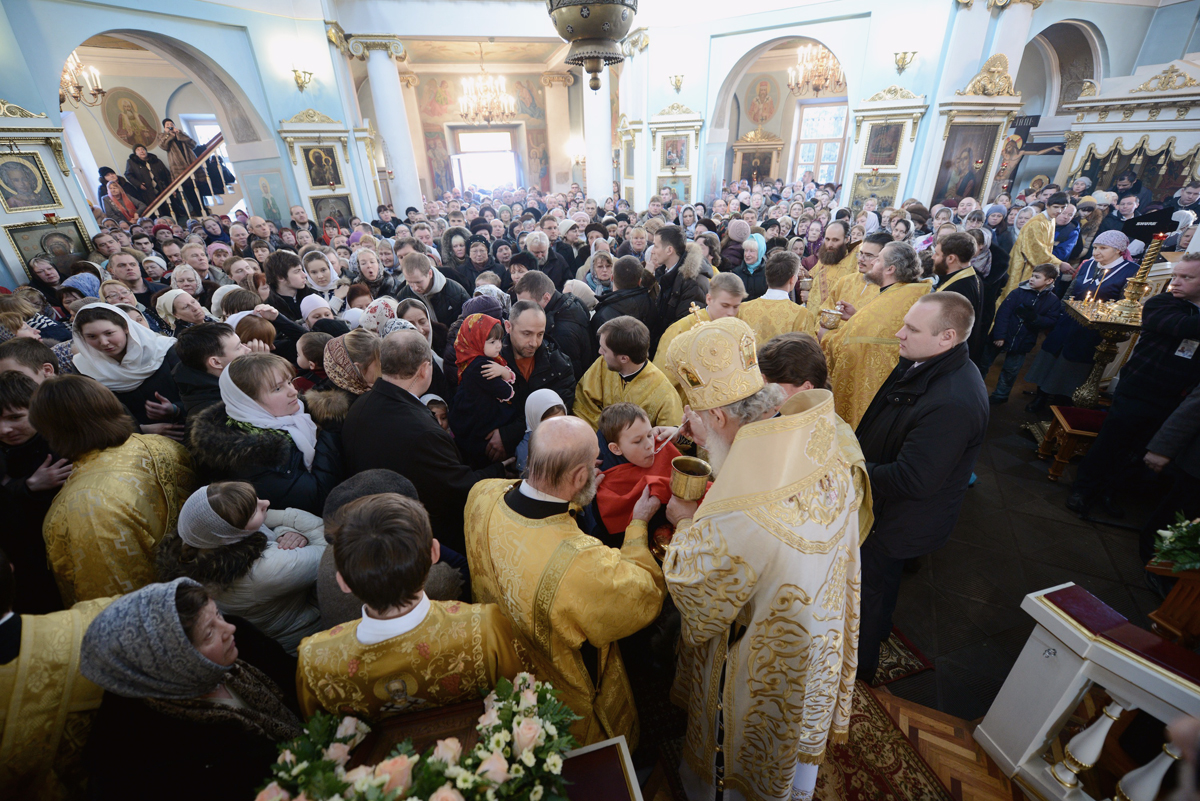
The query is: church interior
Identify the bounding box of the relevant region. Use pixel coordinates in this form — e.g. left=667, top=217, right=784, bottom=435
left=2, top=0, right=1200, bottom=800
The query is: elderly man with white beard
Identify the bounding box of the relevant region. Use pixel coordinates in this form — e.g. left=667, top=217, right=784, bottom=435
left=661, top=316, right=868, bottom=801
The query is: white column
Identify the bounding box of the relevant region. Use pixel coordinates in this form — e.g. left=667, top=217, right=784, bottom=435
left=352, top=37, right=423, bottom=213
left=542, top=71, right=575, bottom=194
left=399, top=73, right=433, bottom=202
left=990, top=2, right=1037, bottom=80
left=582, top=66, right=613, bottom=202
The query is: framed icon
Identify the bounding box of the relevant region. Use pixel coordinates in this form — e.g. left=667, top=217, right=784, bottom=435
left=660, top=134, right=689, bottom=171
left=5, top=216, right=90, bottom=280
left=0, top=152, right=62, bottom=213
left=863, top=122, right=903, bottom=168
left=311, top=194, right=354, bottom=229
left=301, top=145, right=343, bottom=189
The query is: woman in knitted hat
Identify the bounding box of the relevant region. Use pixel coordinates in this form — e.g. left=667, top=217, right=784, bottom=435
left=1025, top=229, right=1140, bottom=411
left=720, top=217, right=751, bottom=270
left=80, top=578, right=303, bottom=800
left=156, top=482, right=327, bottom=653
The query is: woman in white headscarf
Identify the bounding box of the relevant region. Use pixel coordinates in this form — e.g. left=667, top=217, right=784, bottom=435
left=72, top=302, right=185, bottom=436
left=514, top=388, right=568, bottom=473
left=186, top=352, right=343, bottom=515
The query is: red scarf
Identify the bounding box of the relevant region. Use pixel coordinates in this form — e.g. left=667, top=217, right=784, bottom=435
left=108, top=185, right=138, bottom=222
left=453, top=313, right=506, bottom=379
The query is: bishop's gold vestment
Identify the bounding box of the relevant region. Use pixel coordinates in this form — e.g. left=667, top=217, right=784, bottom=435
left=654, top=309, right=710, bottom=405
left=464, top=480, right=666, bottom=747
left=1001, top=212, right=1056, bottom=306
left=803, top=244, right=860, bottom=336
left=736, top=298, right=811, bottom=345
left=0, top=597, right=116, bottom=801
left=574, top=357, right=683, bottom=431
left=822, top=281, right=931, bottom=428
left=42, top=434, right=195, bottom=606
left=664, top=390, right=865, bottom=801
left=295, top=600, right=530, bottom=721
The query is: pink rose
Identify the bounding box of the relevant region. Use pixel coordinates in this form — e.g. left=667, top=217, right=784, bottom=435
left=343, top=765, right=373, bottom=785
left=324, top=742, right=351, bottom=767
left=518, top=688, right=538, bottom=710
left=477, top=707, right=500, bottom=728
left=476, top=750, right=509, bottom=784
left=513, top=717, right=544, bottom=755
left=483, top=691, right=498, bottom=711
left=374, top=754, right=418, bottom=795
left=429, top=783, right=466, bottom=801
left=433, top=738, right=462, bottom=766
left=336, top=716, right=362, bottom=739
left=255, top=782, right=290, bottom=801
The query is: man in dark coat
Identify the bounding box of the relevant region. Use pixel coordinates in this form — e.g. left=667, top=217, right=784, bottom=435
left=492, top=301, right=575, bottom=459
left=590, top=255, right=657, bottom=354
left=171, top=322, right=248, bottom=417
left=933, top=231, right=984, bottom=361
left=1068, top=258, right=1200, bottom=517
left=524, top=230, right=571, bottom=290
left=289, top=205, right=322, bottom=240
left=396, top=252, right=470, bottom=327
left=455, top=234, right=511, bottom=292
left=341, top=330, right=507, bottom=554
left=854, top=293, right=989, bottom=682
left=652, top=225, right=708, bottom=343
left=513, top=270, right=591, bottom=381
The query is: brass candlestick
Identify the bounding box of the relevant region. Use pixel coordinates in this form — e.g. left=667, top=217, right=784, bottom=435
left=1063, top=232, right=1167, bottom=408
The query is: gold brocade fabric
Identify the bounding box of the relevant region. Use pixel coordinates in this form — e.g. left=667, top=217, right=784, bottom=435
left=664, top=390, right=864, bottom=801
left=822, top=282, right=931, bottom=429
left=0, top=597, right=116, bottom=801
left=295, top=601, right=531, bottom=721
left=653, top=309, right=709, bottom=405
left=736, top=298, right=812, bottom=346
left=574, top=357, right=684, bottom=431
left=1001, top=213, right=1055, bottom=307
left=464, top=480, right=666, bottom=748
left=803, top=246, right=860, bottom=337
left=824, top=273, right=880, bottom=316
left=42, top=435, right=195, bottom=606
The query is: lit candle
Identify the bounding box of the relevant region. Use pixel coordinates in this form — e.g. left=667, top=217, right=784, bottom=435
left=90, top=67, right=103, bottom=92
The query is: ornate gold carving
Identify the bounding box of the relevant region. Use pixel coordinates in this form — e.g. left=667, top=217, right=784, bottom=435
left=1076, top=112, right=1085, bottom=123
left=397, top=73, right=419, bottom=89
left=854, top=116, right=863, bottom=144
left=540, top=71, right=576, bottom=88
left=282, top=109, right=341, bottom=125
left=0, top=99, right=47, bottom=119
left=1148, top=108, right=1161, bottom=121
left=621, top=28, right=649, bottom=59
left=1130, top=65, right=1200, bottom=94
left=347, top=35, right=405, bottom=61
left=1078, top=80, right=1099, bottom=97
left=1178, top=106, right=1192, bottom=120
left=865, top=85, right=918, bottom=102
left=911, top=113, right=921, bottom=141
left=942, top=110, right=957, bottom=140
left=1098, top=109, right=1109, bottom=122
left=737, top=127, right=782, bottom=144
left=325, top=21, right=348, bottom=54
left=988, top=0, right=1045, bottom=8
left=1121, top=107, right=1135, bottom=121
left=658, top=102, right=696, bottom=116
left=1063, top=131, right=1083, bottom=150
left=46, top=138, right=68, bottom=176
left=339, top=136, right=349, bottom=161
left=285, top=137, right=297, bottom=165
left=957, top=54, right=1019, bottom=97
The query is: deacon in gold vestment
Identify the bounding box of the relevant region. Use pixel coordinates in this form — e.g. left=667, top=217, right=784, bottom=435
left=464, top=416, right=666, bottom=747
left=0, top=596, right=116, bottom=800
left=297, top=600, right=529, bottom=720
left=652, top=272, right=747, bottom=405
left=818, top=232, right=892, bottom=336
left=822, top=241, right=931, bottom=428
left=1000, top=197, right=1067, bottom=307
left=736, top=249, right=810, bottom=345
left=662, top=318, right=865, bottom=801
left=575, top=315, right=683, bottom=431
left=802, top=221, right=859, bottom=336
left=42, top=434, right=195, bottom=606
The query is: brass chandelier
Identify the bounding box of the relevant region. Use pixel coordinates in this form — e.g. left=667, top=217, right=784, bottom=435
left=60, top=50, right=106, bottom=109
left=458, top=43, right=516, bottom=127
left=787, top=44, right=844, bottom=97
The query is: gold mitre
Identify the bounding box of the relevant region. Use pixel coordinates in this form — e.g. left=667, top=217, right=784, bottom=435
left=665, top=316, right=763, bottom=411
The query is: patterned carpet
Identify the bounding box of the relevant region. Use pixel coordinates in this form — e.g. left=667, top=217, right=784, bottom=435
left=872, top=628, right=935, bottom=687
left=655, top=683, right=952, bottom=801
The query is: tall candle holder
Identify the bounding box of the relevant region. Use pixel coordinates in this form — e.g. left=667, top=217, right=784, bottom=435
left=1063, top=232, right=1167, bottom=408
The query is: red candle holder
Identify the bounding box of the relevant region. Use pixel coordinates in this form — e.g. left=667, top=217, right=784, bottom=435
left=43, top=212, right=59, bottom=226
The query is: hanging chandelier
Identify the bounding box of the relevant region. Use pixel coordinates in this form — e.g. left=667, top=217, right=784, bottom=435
left=60, top=50, right=106, bottom=109
left=787, top=44, right=843, bottom=97
left=459, top=43, right=516, bottom=127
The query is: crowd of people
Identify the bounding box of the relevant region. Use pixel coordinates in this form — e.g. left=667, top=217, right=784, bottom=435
left=2, top=166, right=1198, bottom=801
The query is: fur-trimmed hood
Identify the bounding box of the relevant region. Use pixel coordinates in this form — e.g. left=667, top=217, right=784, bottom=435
left=156, top=530, right=268, bottom=589
left=681, top=240, right=706, bottom=280
left=441, top=226, right=472, bottom=269
left=187, top=401, right=293, bottom=473
left=303, top=386, right=357, bottom=430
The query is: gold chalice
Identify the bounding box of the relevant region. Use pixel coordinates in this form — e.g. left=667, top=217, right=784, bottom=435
left=818, top=308, right=842, bottom=330
left=670, top=456, right=711, bottom=502
left=797, top=276, right=813, bottom=292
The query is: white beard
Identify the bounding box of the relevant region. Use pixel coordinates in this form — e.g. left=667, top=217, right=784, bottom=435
left=706, top=431, right=733, bottom=476
left=572, top=471, right=598, bottom=507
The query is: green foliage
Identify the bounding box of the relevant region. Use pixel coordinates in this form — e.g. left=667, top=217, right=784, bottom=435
left=1154, top=514, right=1200, bottom=572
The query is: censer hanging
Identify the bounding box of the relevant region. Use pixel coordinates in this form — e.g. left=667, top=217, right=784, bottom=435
left=547, top=0, right=638, bottom=90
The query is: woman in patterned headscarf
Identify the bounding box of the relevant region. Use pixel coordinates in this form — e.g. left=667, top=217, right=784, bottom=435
left=302, top=329, right=381, bottom=432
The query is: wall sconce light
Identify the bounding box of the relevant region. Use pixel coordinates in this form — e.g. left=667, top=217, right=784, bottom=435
left=293, top=68, right=314, bottom=93
left=974, top=158, right=985, bottom=172
left=569, top=138, right=586, bottom=166
left=669, top=75, right=683, bottom=93
left=894, top=52, right=916, bottom=75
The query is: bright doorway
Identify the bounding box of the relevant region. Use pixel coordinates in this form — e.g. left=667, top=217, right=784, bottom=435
left=452, top=130, right=518, bottom=190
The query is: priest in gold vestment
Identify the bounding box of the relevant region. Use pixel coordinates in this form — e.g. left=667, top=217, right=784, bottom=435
left=653, top=272, right=746, bottom=405
left=1000, top=193, right=1069, bottom=307
left=736, top=250, right=811, bottom=344
left=297, top=493, right=531, bottom=721
left=465, top=416, right=666, bottom=748
left=802, top=220, right=859, bottom=336
left=0, top=593, right=116, bottom=800
left=816, top=232, right=892, bottom=339
left=662, top=317, right=865, bottom=801
left=822, top=241, right=931, bottom=428
left=575, top=316, right=682, bottom=432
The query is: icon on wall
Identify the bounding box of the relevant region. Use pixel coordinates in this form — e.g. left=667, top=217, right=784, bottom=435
left=0, top=152, right=62, bottom=213
left=302, top=146, right=343, bottom=189
left=101, top=88, right=160, bottom=149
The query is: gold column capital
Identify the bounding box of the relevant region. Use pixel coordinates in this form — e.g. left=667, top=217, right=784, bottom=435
left=541, top=71, right=576, bottom=89
left=347, top=35, right=406, bottom=61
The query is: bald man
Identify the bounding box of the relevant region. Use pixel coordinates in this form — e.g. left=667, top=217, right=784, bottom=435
left=247, top=215, right=282, bottom=250
left=464, top=415, right=665, bottom=748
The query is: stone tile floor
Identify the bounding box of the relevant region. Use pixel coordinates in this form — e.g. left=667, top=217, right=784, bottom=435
left=886, top=367, right=1167, bottom=721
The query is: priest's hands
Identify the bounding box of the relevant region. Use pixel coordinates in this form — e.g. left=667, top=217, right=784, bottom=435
left=680, top=406, right=706, bottom=448
left=666, top=495, right=698, bottom=527
left=631, top=486, right=661, bottom=522
left=835, top=300, right=857, bottom=320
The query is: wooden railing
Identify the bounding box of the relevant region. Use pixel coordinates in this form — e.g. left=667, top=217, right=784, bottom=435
left=144, top=132, right=225, bottom=217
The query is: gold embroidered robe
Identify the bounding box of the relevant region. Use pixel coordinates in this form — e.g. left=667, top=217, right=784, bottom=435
left=0, top=597, right=116, bottom=801
left=654, top=310, right=710, bottom=405
left=1001, top=212, right=1055, bottom=306
left=736, top=298, right=811, bottom=345
left=295, top=600, right=531, bottom=721
left=803, top=244, right=860, bottom=336
left=825, top=272, right=880, bottom=315
left=464, top=480, right=666, bottom=747
left=42, top=435, right=195, bottom=606
left=574, top=357, right=683, bottom=431
left=822, top=281, right=931, bottom=428
left=664, top=390, right=864, bottom=801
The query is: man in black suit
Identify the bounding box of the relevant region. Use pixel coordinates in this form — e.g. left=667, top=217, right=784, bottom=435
left=341, top=330, right=508, bottom=553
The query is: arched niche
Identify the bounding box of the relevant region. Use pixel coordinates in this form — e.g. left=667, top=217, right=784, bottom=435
left=1016, top=21, right=1106, bottom=122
